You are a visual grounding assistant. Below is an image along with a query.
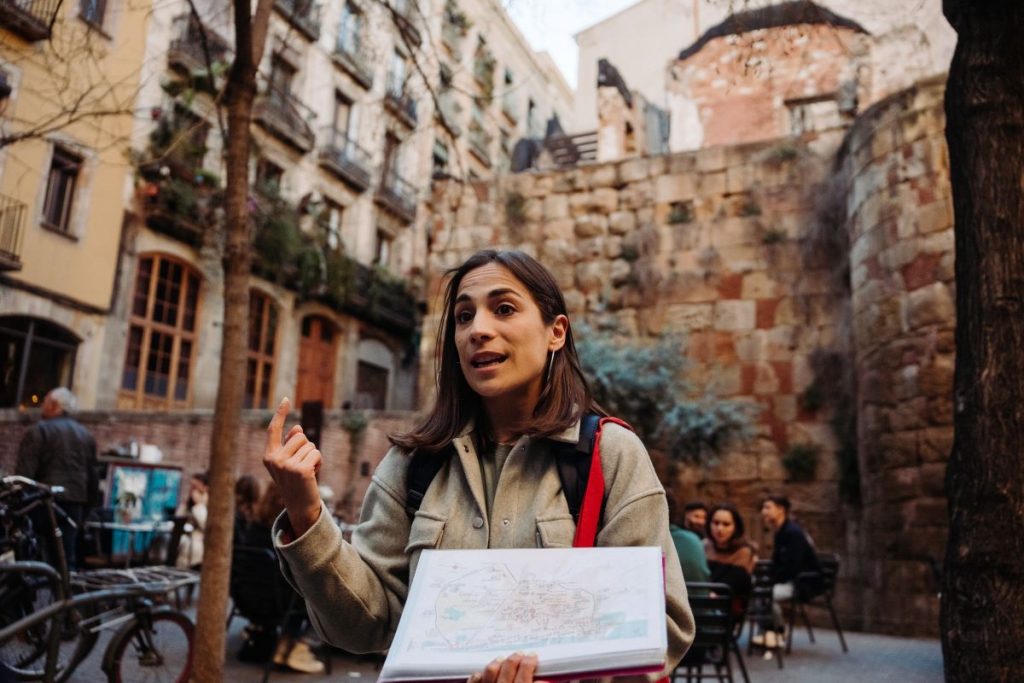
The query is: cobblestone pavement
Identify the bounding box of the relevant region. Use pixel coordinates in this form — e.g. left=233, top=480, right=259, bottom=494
left=66, top=612, right=943, bottom=683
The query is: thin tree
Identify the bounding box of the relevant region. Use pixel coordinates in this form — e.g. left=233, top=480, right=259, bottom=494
left=941, top=1, right=1024, bottom=680
left=190, top=0, right=273, bottom=679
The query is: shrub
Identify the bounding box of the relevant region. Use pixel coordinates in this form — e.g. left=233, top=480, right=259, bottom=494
left=782, top=443, right=821, bottom=482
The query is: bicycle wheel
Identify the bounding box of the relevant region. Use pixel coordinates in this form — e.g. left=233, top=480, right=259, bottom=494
left=105, top=608, right=194, bottom=683
left=0, top=572, right=94, bottom=682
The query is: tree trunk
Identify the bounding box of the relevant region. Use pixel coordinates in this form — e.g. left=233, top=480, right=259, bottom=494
left=191, top=1, right=271, bottom=679
left=941, top=2, right=1024, bottom=680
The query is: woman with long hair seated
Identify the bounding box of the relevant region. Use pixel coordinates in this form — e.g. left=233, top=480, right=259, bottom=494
left=704, top=503, right=758, bottom=618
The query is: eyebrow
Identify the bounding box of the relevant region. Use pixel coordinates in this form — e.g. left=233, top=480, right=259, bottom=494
left=455, top=287, right=525, bottom=304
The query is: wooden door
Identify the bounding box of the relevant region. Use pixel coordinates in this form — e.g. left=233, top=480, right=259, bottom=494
left=295, top=315, right=337, bottom=409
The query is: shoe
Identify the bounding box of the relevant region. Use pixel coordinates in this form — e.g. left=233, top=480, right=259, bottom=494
left=285, top=640, right=326, bottom=674
left=751, top=633, right=765, bottom=646
left=272, top=636, right=292, bottom=667
left=764, top=631, right=779, bottom=649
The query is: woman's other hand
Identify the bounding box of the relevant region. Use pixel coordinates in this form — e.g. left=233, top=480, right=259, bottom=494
left=468, top=653, right=547, bottom=683
left=263, top=397, right=323, bottom=537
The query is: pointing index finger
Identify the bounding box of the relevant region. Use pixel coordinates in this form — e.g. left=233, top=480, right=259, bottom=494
left=267, top=397, right=291, bottom=449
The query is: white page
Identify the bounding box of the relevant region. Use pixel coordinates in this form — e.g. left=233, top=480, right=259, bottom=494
left=380, top=546, right=666, bottom=682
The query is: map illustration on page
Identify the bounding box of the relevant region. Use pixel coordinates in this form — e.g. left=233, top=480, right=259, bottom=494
left=379, top=546, right=666, bottom=682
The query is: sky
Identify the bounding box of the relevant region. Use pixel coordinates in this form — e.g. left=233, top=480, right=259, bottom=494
left=503, top=0, right=643, bottom=90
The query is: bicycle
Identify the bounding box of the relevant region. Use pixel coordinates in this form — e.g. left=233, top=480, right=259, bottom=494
left=0, top=476, right=198, bottom=682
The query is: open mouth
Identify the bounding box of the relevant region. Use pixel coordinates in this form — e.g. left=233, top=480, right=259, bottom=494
left=471, top=354, right=507, bottom=368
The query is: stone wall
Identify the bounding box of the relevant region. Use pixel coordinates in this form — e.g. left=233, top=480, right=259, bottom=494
left=840, top=75, right=952, bottom=634
left=0, top=409, right=416, bottom=523
left=423, top=75, right=952, bottom=636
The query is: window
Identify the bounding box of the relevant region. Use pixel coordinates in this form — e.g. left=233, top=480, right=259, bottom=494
left=245, top=290, right=278, bottom=409
left=256, top=159, right=284, bottom=195
left=80, top=0, right=107, bottom=27
left=41, top=146, right=82, bottom=234
left=527, top=98, right=540, bottom=137
left=320, top=199, right=344, bottom=251
left=432, top=139, right=449, bottom=178
left=120, top=255, right=201, bottom=409
left=337, top=2, right=363, bottom=54
left=268, top=56, right=296, bottom=101
left=382, top=133, right=401, bottom=180
left=355, top=360, right=388, bottom=410
left=387, top=50, right=407, bottom=97
left=332, top=92, right=354, bottom=143
left=374, top=230, right=392, bottom=268
left=0, top=317, right=78, bottom=409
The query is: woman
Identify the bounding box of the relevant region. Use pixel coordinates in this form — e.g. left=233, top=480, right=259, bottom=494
left=175, top=472, right=208, bottom=569
left=703, top=503, right=757, bottom=617
left=264, top=250, right=695, bottom=682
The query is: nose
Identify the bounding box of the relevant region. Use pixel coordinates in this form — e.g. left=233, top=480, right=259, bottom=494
left=468, top=310, right=495, bottom=344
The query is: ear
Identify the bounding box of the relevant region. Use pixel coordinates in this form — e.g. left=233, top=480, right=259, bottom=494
left=548, top=314, right=568, bottom=352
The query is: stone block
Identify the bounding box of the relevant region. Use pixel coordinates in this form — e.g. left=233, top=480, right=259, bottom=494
left=569, top=192, right=591, bottom=217
left=908, top=282, right=954, bottom=329
left=880, top=467, right=920, bottom=502
left=544, top=218, right=576, bottom=241
left=544, top=194, right=569, bottom=220
left=574, top=214, right=608, bottom=238
left=576, top=237, right=604, bottom=261
left=708, top=451, right=759, bottom=481
left=734, top=330, right=765, bottom=363
left=878, top=431, right=920, bottom=469
left=609, top=211, right=637, bottom=235
left=752, top=362, right=779, bottom=395
left=574, top=261, right=606, bottom=291
left=887, top=397, right=929, bottom=431
left=699, top=171, right=727, bottom=196
left=623, top=180, right=654, bottom=209
left=619, top=158, right=650, bottom=183
left=605, top=235, right=623, bottom=259
left=592, top=188, right=620, bottom=213
left=714, top=300, right=756, bottom=331
left=590, top=163, right=619, bottom=188
left=773, top=394, right=797, bottom=422
left=664, top=303, right=714, bottom=332
left=907, top=497, right=947, bottom=527
left=920, top=427, right=953, bottom=463
left=918, top=357, right=953, bottom=398
left=741, top=272, right=780, bottom=299
left=553, top=170, right=583, bottom=194
left=655, top=174, right=696, bottom=203
left=610, top=259, right=632, bottom=286
left=696, top=145, right=727, bottom=172
left=540, top=238, right=573, bottom=265
left=927, top=397, right=953, bottom=426
left=917, top=199, right=952, bottom=234
left=562, top=288, right=585, bottom=314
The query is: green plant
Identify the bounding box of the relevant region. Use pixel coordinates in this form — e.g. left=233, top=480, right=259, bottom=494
left=740, top=197, right=762, bottom=217
left=799, top=381, right=826, bottom=412
left=576, top=327, right=756, bottom=462
left=445, top=0, right=472, bottom=33
left=782, top=443, right=821, bottom=482
left=766, top=142, right=799, bottom=163
left=505, top=191, right=527, bottom=239
left=762, top=228, right=787, bottom=245
left=341, top=409, right=369, bottom=454
left=252, top=196, right=303, bottom=283
left=667, top=201, right=693, bottom=225
left=620, top=243, right=640, bottom=262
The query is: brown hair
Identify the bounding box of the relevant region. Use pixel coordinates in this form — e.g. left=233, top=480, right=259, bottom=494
left=253, top=480, right=285, bottom=528
left=391, top=250, right=599, bottom=454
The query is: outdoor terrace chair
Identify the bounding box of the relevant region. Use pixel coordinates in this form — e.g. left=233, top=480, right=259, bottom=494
left=745, top=559, right=784, bottom=668
left=785, top=552, right=848, bottom=654
left=674, top=582, right=748, bottom=683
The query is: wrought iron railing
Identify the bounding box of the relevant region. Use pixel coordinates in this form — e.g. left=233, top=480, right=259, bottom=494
left=274, top=0, right=321, bottom=40
left=384, top=80, right=417, bottom=125
left=376, top=167, right=417, bottom=222
left=168, top=14, right=230, bottom=73
left=319, top=131, right=374, bottom=191
left=332, top=34, right=373, bottom=88
left=253, top=85, right=316, bottom=152
left=0, top=0, right=60, bottom=41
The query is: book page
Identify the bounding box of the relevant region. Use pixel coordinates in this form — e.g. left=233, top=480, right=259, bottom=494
left=381, top=546, right=666, bottom=682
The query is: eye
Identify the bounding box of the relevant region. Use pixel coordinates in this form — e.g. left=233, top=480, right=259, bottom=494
left=455, top=309, right=473, bottom=324
left=495, top=303, right=515, bottom=316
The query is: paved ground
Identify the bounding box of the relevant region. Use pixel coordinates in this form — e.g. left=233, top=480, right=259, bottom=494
left=67, top=611, right=944, bottom=682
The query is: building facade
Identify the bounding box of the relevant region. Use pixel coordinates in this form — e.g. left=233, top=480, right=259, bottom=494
left=0, top=0, right=150, bottom=410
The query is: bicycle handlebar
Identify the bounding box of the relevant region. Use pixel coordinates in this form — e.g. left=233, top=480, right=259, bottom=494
left=0, top=476, right=76, bottom=529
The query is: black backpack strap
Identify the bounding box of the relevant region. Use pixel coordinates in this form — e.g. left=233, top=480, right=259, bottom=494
left=554, top=412, right=601, bottom=523
left=406, top=448, right=450, bottom=518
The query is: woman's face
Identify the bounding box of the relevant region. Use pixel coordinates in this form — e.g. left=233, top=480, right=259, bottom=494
left=710, top=509, right=736, bottom=546
left=453, top=263, right=566, bottom=406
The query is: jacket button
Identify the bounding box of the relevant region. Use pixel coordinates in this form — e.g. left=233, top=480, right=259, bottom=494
left=502, top=519, right=511, bottom=526
left=472, top=516, right=484, bottom=529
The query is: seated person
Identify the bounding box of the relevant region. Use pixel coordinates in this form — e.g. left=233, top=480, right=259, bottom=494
left=668, top=494, right=710, bottom=583
left=236, top=482, right=324, bottom=675
left=683, top=501, right=709, bottom=539
left=759, top=494, right=823, bottom=643
left=233, top=474, right=260, bottom=540
left=175, top=472, right=208, bottom=570
left=703, top=503, right=757, bottom=618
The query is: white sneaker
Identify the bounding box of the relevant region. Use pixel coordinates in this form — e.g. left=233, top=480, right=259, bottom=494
left=286, top=640, right=326, bottom=675
left=751, top=633, right=765, bottom=646
left=764, top=631, right=779, bottom=649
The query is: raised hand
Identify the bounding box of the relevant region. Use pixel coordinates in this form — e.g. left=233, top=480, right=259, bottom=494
left=468, top=653, right=547, bottom=683
left=263, top=397, right=323, bottom=537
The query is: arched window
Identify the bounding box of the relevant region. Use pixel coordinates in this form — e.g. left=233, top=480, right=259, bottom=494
left=246, top=289, right=279, bottom=409
left=120, top=254, right=201, bottom=409
left=0, top=316, right=79, bottom=408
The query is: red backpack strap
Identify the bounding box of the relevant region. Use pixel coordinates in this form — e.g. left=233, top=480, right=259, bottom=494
left=572, top=416, right=632, bottom=548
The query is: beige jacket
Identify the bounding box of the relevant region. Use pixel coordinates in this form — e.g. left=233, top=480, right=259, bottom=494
left=273, top=420, right=695, bottom=676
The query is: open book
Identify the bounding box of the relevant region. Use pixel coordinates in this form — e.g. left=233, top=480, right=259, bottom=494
left=379, top=546, right=666, bottom=683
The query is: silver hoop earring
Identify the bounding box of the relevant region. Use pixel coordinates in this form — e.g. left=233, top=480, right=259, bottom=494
left=546, top=349, right=556, bottom=384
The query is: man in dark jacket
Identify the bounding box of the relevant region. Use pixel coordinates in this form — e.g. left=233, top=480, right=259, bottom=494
left=15, top=387, right=99, bottom=569
left=759, top=494, right=823, bottom=642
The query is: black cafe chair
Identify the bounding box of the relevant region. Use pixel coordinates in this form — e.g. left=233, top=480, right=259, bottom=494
left=745, top=560, right=784, bottom=668
left=785, top=552, right=848, bottom=654
left=673, top=582, right=748, bottom=683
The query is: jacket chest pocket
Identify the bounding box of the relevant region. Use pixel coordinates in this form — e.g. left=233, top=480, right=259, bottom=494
left=535, top=515, right=576, bottom=548
left=405, top=511, right=446, bottom=554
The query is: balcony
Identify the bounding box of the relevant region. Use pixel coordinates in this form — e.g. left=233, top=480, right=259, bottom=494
left=384, top=82, right=417, bottom=128
left=0, top=0, right=60, bottom=41
left=391, top=0, right=421, bottom=46
left=0, top=194, right=26, bottom=272
left=467, top=125, right=492, bottom=167
left=274, top=0, right=321, bottom=41
left=375, top=167, right=417, bottom=223
left=168, top=15, right=230, bottom=77
left=253, top=87, right=316, bottom=153
left=347, top=262, right=416, bottom=334
left=331, top=37, right=373, bottom=90
left=140, top=179, right=206, bottom=247
left=318, top=132, right=374, bottom=192
left=436, top=91, right=462, bottom=137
